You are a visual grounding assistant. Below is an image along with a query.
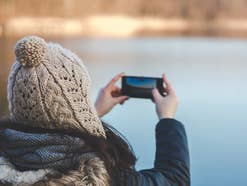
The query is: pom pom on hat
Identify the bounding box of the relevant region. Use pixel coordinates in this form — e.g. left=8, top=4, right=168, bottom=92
left=14, top=36, right=49, bottom=67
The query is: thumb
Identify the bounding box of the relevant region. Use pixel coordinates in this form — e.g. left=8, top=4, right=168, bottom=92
left=152, top=88, right=162, bottom=103
left=114, top=96, right=129, bottom=104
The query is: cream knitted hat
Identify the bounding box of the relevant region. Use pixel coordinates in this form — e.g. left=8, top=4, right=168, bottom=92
left=8, top=36, right=106, bottom=138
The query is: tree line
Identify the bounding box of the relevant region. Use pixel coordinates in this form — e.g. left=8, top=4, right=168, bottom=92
left=0, top=0, right=247, bottom=20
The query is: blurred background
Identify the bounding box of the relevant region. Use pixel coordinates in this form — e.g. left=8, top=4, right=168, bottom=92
left=1, top=0, right=247, bottom=185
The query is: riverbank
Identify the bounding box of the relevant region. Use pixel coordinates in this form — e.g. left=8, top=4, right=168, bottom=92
left=1, top=15, right=247, bottom=38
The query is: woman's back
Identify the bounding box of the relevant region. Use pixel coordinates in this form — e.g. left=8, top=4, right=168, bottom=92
left=0, top=36, right=190, bottom=186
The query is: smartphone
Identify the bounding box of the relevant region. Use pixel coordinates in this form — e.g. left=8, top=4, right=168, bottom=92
left=121, top=76, right=165, bottom=99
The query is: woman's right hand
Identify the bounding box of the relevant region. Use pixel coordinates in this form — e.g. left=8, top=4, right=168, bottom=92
left=152, top=74, right=179, bottom=119
left=94, top=73, right=129, bottom=118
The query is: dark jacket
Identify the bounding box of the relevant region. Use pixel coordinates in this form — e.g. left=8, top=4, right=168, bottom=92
left=124, top=118, right=190, bottom=186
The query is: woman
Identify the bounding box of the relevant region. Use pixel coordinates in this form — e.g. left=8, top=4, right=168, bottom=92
left=0, top=36, right=190, bottom=186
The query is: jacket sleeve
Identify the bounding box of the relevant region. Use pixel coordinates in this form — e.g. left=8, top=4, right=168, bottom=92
left=125, top=118, right=190, bottom=186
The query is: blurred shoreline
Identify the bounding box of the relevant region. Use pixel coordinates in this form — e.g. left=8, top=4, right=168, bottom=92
left=1, top=15, right=247, bottom=38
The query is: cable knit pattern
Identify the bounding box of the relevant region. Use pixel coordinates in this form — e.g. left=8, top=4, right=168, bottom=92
left=8, top=36, right=106, bottom=138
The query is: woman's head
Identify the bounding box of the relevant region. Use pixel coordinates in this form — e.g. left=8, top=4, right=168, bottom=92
left=8, top=36, right=105, bottom=137
left=5, top=36, right=137, bottom=184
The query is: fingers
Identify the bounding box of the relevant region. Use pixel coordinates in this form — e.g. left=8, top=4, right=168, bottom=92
left=162, top=74, right=170, bottom=91
left=162, top=73, right=176, bottom=95
left=106, top=72, right=125, bottom=89
left=112, top=86, right=121, bottom=92
left=120, top=97, right=129, bottom=105
left=152, top=88, right=162, bottom=103
left=114, top=96, right=129, bottom=104
left=111, top=86, right=122, bottom=97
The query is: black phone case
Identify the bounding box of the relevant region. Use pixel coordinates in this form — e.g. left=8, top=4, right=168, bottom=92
left=121, top=76, right=165, bottom=99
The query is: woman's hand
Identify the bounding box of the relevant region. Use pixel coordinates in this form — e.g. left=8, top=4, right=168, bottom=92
left=152, top=74, right=179, bottom=119
left=94, top=73, right=129, bottom=117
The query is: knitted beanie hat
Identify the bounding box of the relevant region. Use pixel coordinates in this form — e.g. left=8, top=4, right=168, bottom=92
left=8, top=36, right=106, bottom=138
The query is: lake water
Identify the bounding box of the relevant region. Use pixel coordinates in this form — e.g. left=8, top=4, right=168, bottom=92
left=1, top=37, right=247, bottom=185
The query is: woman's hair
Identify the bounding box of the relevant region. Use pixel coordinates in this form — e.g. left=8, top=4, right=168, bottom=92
left=68, top=120, right=137, bottom=184
left=0, top=118, right=137, bottom=185
left=99, top=121, right=137, bottom=176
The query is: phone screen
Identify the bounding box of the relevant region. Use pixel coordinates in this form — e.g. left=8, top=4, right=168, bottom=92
left=126, top=77, right=157, bottom=89
left=122, top=76, right=164, bottom=99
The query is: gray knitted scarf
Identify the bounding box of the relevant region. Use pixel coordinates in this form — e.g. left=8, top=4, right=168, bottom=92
left=0, top=129, right=91, bottom=171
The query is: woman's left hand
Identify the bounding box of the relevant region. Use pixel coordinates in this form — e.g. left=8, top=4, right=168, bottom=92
left=94, top=72, right=129, bottom=117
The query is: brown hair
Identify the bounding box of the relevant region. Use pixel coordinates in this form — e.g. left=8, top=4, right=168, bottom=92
left=97, top=121, right=137, bottom=182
